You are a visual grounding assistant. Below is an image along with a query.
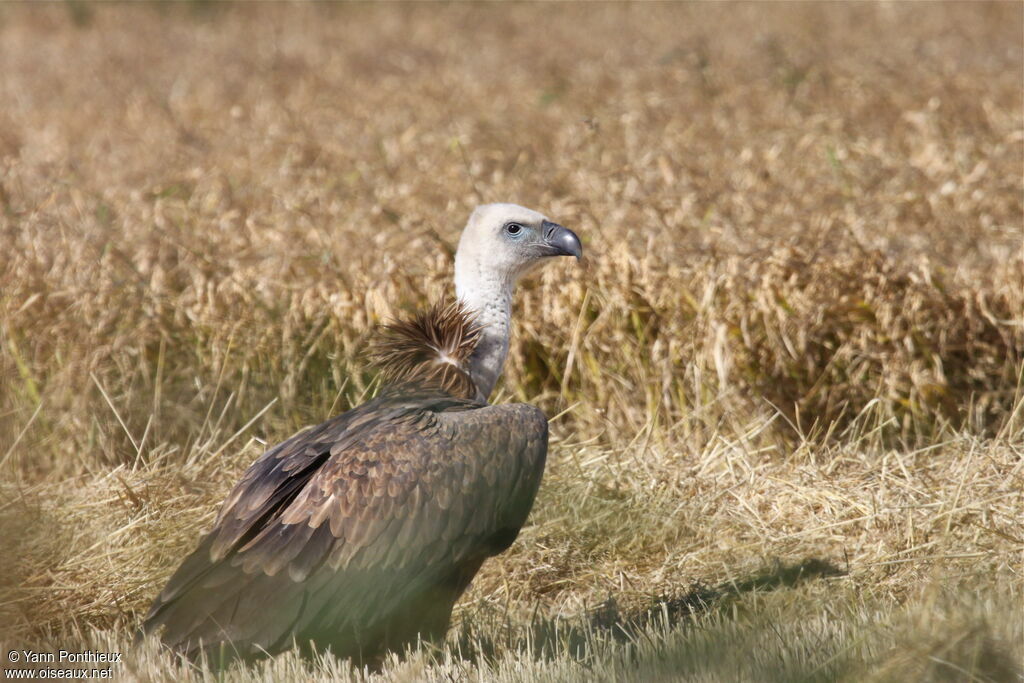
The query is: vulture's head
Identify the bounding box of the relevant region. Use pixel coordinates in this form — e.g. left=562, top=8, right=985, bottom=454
left=454, top=203, right=582, bottom=296
left=451, top=202, right=582, bottom=401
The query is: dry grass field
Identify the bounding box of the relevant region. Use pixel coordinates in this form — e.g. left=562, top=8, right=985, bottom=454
left=1, top=3, right=1022, bottom=681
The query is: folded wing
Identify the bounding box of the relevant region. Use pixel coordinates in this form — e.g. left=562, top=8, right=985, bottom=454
left=142, top=389, right=548, bottom=664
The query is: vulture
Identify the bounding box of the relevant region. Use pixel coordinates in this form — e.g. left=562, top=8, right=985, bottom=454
left=140, top=203, right=583, bottom=666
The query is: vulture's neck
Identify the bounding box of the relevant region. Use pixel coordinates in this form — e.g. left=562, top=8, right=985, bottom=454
left=454, top=263, right=513, bottom=402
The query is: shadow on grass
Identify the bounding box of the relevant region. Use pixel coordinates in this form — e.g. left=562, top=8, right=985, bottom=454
left=452, top=558, right=845, bottom=665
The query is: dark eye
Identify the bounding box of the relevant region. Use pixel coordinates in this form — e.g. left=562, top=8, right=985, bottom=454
left=505, top=223, right=524, bottom=237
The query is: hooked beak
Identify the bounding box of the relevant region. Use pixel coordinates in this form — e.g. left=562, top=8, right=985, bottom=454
left=540, top=220, right=583, bottom=261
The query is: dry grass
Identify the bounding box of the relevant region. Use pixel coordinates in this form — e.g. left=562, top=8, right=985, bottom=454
left=1, top=3, right=1022, bottom=681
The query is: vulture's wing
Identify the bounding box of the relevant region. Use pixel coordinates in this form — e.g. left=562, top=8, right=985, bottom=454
left=142, top=391, right=548, bottom=661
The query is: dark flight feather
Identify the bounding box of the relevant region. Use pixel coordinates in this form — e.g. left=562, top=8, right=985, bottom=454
left=141, top=301, right=548, bottom=667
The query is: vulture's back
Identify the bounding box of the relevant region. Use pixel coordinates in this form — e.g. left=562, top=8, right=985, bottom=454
left=142, top=387, right=548, bottom=664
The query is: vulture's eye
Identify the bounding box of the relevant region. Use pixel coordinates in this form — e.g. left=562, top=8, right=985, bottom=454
left=504, top=223, right=525, bottom=237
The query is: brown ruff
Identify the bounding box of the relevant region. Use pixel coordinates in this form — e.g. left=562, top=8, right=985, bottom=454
left=372, top=300, right=483, bottom=400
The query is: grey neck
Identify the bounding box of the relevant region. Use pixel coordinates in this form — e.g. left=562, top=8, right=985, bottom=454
left=454, top=261, right=514, bottom=402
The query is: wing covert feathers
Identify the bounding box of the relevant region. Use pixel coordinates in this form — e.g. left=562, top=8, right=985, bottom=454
left=142, top=391, right=548, bottom=665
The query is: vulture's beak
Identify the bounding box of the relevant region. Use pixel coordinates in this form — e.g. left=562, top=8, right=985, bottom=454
left=541, top=221, right=583, bottom=261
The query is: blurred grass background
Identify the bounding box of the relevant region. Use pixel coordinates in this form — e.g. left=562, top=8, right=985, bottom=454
left=0, top=3, right=1021, bottom=680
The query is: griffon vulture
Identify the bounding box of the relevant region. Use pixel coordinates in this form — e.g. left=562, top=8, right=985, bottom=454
left=140, top=204, right=582, bottom=665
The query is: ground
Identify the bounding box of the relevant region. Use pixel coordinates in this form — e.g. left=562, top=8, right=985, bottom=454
left=0, top=3, right=1021, bottom=681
